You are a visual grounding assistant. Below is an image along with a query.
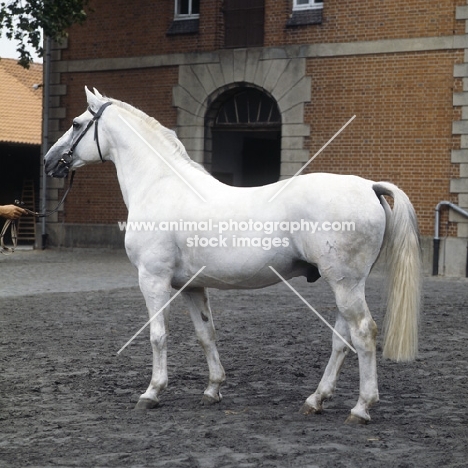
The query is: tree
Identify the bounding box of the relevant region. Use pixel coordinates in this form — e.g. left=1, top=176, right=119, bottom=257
left=0, top=0, right=88, bottom=68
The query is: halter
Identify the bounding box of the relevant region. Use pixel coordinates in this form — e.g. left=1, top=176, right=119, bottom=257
left=59, top=101, right=113, bottom=169
left=1, top=102, right=112, bottom=255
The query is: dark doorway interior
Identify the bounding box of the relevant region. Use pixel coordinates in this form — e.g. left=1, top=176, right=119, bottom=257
left=241, top=137, right=280, bottom=187
left=0, top=143, right=41, bottom=245
left=209, top=87, right=281, bottom=187
left=0, top=143, right=40, bottom=206
left=212, top=130, right=280, bottom=187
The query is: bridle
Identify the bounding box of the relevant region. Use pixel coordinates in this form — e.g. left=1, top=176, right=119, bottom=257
left=1, top=102, right=112, bottom=254
left=58, top=101, right=113, bottom=170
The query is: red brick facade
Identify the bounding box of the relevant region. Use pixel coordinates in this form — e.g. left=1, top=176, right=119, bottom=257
left=265, top=1, right=466, bottom=44
left=61, top=1, right=466, bottom=58
left=45, top=0, right=468, bottom=273
left=305, top=51, right=462, bottom=235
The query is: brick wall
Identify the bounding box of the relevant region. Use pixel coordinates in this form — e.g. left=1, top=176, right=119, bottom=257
left=50, top=0, right=465, bottom=240
left=303, top=51, right=463, bottom=235
left=62, top=0, right=466, bottom=61
left=265, top=0, right=466, bottom=46
left=61, top=0, right=224, bottom=60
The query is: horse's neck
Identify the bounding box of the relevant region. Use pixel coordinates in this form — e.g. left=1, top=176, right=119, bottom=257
left=108, top=116, right=210, bottom=209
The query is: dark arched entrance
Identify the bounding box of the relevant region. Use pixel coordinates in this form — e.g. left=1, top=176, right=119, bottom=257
left=206, top=87, right=281, bottom=187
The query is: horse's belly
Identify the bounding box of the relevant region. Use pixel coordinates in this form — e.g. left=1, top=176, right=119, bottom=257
left=171, top=246, right=307, bottom=290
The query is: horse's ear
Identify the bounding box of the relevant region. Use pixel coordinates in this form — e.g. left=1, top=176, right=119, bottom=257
left=93, top=88, right=103, bottom=99
left=85, top=86, right=103, bottom=113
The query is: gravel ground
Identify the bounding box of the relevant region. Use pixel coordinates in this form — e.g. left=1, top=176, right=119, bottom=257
left=1, top=249, right=467, bottom=467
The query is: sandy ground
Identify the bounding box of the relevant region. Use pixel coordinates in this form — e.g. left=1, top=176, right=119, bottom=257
left=1, top=249, right=467, bottom=467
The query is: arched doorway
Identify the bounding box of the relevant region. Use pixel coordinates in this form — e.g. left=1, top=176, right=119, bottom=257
left=205, top=87, right=281, bottom=187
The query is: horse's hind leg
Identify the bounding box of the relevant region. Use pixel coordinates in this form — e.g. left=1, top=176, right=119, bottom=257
left=300, top=312, right=351, bottom=415
left=337, top=280, right=379, bottom=423
left=182, top=288, right=226, bottom=404
left=303, top=279, right=379, bottom=423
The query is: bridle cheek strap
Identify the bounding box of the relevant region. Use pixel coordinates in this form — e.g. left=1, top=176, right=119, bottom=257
left=88, top=101, right=113, bottom=163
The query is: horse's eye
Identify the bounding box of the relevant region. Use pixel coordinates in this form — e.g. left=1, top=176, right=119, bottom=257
left=72, top=120, right=80, bottom=130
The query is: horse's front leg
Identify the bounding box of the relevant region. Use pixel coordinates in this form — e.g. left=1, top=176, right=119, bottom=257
left=182, top=288, right=226, bottom=404
left=135, top=270, right=172, bottom=410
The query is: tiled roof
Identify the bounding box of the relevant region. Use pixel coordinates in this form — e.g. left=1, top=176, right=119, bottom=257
left=0, top=58, right=43, bottom=145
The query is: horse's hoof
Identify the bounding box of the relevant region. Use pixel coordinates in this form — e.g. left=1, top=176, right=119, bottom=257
left=345, top=413, right=369, bottom=425
left=300, top=402, right=322, bottom=416
left=200, top=394, right=221, bottom=406
left=134, top=398, right=159, bottom=410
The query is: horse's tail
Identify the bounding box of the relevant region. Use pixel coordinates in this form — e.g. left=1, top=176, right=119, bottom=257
left=373, top=182, right=422, bottom=362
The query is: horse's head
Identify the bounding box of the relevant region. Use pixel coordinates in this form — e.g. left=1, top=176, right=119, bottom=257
left=44, top=87, right=113, bottom=178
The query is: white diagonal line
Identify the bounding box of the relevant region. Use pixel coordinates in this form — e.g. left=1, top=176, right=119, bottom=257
left=269, top=266, right=356, bottom=353
left=117, top=266, right=206, bottom=355
left=268, top=115, right=356, bottom=202
left=118, top=114, right=207, bottom=202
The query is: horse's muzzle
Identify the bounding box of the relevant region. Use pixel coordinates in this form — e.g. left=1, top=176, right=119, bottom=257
left=44, top=153, right=70, bottom=178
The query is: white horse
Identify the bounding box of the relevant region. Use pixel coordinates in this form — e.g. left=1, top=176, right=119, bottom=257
left=44, top=88, right=421, bottom=424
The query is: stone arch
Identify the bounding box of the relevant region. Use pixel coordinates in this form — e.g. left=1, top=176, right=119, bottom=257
left=205, top=85, right=282, bottom=186
left=172, top=49, right=311, bottom=178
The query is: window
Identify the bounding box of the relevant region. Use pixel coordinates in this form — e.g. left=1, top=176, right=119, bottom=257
left=167, top=0, right=199, bottom=35
left=287, top=0, right=323, bottom=26
left=224, top=0, right=265, bottom=48
left=175, top=0, right=200, bottom=19
left=293, top=0, right=323, bottom=11
left=215, top=89, right=281, bottom=128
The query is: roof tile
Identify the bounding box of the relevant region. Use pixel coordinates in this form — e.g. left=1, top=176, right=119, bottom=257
left=0, top=58, right=43, bottom=145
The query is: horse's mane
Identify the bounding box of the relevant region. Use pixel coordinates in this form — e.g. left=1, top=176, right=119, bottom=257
left=106, top=97, right=210, bottom=175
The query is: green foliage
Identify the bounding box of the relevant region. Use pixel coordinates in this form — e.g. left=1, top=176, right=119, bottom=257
left=0, top=0, right=88, bottom=67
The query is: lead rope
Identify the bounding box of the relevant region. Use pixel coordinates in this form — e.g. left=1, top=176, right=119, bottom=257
left=0, top=171, right=75, bottom=255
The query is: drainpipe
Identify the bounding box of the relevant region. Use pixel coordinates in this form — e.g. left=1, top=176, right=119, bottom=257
left=40, top=36, right=51, bottom=249
left=433, top=201, right=468, bottom=276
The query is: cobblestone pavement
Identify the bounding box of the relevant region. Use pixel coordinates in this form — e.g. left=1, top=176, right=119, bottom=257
left=0, top=248, right=138, bottom=297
